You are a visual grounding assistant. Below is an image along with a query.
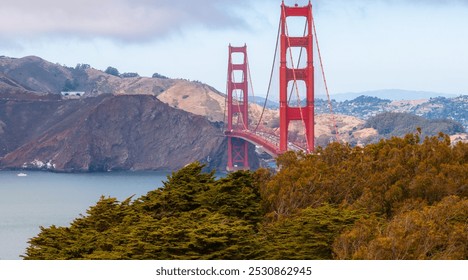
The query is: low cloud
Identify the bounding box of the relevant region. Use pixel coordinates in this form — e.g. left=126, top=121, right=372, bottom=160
left=0, top=0, right=465, bottom=43
left=0, top=0, right=257, bottom=42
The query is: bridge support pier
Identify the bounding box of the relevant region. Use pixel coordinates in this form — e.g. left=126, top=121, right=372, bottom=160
left=227, top=137, right=249, bottom=171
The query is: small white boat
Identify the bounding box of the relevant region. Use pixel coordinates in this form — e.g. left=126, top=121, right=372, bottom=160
left=17, top=172, right=28, bottom=177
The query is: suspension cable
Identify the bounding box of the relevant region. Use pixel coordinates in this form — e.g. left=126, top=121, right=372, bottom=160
left=310, top=5, right=340, bottom=141
left=223, top=54, right=229, bottom=132
left=253, top=16, right=281, bottom=133
left=246, top=55, right=255, bottom=130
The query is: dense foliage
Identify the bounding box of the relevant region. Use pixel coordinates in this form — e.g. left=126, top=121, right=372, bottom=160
left=104, top=66, right=120, bottom=77
left=365, top=112, right=465, bottom=137
left=24, top=164, right=263, bottom=260
left=152, top=72, right=169, bottom=79
left=120, top=72, right=140, bottom=78
left=62, top=79, right=79, bottom=92
left=24, top=133, right=468, bottom=260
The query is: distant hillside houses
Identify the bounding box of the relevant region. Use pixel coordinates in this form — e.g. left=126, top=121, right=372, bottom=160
left=60, top=91, right=85, bottom=98
left=314, top=95, right=468, bottom=131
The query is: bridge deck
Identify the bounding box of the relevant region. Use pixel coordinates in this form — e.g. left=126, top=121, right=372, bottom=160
left=225, top=129, right=306, bottom=157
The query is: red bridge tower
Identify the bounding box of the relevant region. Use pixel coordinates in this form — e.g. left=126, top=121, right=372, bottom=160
left=279, top=1, right=315, bottom=152
left=226, top=44, right=249, bottom=171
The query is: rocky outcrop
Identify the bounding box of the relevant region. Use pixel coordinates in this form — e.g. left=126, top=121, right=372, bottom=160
left=0, top=94, right=245, bottom=172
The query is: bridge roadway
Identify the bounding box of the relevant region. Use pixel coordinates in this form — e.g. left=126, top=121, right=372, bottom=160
left=224, top=129, right=306, bottom=157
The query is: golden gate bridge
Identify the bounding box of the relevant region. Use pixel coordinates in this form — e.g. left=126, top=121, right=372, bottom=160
left=224, top=1, right=339, bottom=171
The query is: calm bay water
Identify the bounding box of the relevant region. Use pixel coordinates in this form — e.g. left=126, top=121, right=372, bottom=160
left=0, top=171, right=170, bottom=260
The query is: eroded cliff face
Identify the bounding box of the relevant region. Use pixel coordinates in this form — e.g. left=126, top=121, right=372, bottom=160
left=0, top=94, right=247, bottom=172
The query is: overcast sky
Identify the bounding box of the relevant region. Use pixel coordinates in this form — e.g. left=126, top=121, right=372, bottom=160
left=1, top=0, right=467, bottom=97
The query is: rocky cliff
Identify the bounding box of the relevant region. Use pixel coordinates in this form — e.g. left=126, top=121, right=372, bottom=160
left=0, top=94, right=253, bottom=172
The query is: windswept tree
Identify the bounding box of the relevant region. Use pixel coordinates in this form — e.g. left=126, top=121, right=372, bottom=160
left=23, top=163, right=264, bottom=260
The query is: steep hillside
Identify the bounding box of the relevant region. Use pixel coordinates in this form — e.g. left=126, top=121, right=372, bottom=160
left=0, top=56, right=262, bottom=172
left=0, top=55, right=229, bottom=120
left=0, top=56, right=177, bottom=97
left=0, top=56, right=72, bottom=94
left=157, top=80, right=226, bottom=122
left=412, top=96, right=467, bottom=128
left=0, top=94, right=248, bottom=172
